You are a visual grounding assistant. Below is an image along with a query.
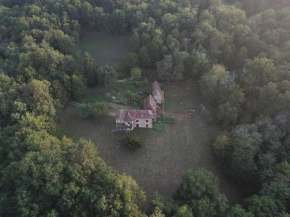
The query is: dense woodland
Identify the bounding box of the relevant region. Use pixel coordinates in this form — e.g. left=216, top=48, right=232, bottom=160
left=0, top=0, right=290, bottom=216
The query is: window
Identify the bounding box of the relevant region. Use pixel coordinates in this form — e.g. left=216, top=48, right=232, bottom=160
left=136, top=120, right=139, bottom=122
left=146, top=120, right=149, bottom=122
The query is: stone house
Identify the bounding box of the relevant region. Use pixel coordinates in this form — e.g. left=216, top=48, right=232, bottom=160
left=115, top=82, right=165, bottom=131
left=115, top=109, right=154, bottom=131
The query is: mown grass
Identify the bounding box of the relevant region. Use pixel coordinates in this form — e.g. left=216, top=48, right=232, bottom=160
left=153, top=122, right=165, bottom=132
left=83, top=91, right=107, bottom=104
left=60, top=81, right=243, bottom=205
left=79, top=30, right=131, bottom=72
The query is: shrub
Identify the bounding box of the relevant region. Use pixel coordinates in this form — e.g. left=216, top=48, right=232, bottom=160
left=130, top=68, right=142, bottom=80
left=123, top=133, right=143, bottom=148
left=124, top=90, right=133, bottom=99
left=91, top=102, right=108, bottom=121
left=78, top=103, right=92, bottom=118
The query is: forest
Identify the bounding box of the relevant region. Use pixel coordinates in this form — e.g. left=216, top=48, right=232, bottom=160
left=0, top=0, right=290, bottom=216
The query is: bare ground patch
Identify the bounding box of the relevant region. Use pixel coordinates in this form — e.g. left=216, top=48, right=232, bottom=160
left=59, top=80, right=243, bottom=204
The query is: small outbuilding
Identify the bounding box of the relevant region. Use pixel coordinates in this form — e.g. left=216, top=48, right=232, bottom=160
left=152, top=81, right=165, bottom=104
left=143, top=95, right=157, bottom=116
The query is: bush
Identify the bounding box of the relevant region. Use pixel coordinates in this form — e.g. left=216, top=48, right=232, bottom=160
left=124, top=90, right=133, bottom=99
left=92, top=102, right=108, bottom=121
left=97, top=65, right=118, bottom=88
left=123, top=133, right=143, bottom=148
left=71, top=75, right=87, bottom=100
left=78, top=103, right=92, bottom=118
left=130, top=68, right=142, bottom=80
left=77, top=102, right=108, bottom=121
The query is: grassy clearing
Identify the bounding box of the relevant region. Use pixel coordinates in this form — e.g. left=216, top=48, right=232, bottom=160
left=79, top=30, right=131, bottom=73
left=59, top=80, right=242, bottom=204
left=153, top=122, right=165, bottom=132
left=83, top=90, right=107, bottom=104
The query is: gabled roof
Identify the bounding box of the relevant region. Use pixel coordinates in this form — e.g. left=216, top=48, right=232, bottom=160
left=152, top=81, right=161, bottom=91
left=143, top=95, right=157, bottom=114
left=116, top=109, right=154, bottom=121
left=152, top=81, right=165, bottom=104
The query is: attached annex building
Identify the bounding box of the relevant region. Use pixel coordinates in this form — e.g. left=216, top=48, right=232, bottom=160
left=115, top=81, right=164, bottom=131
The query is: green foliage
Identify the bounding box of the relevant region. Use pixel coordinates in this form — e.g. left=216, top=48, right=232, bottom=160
left=71, top=75, right=87, bottom=100
left=149, top=193, right=178, bottom=216
left=26, top=79, right=56, bottom=118
left=130, top=31, right=141, bottom=51
left=200, top=64, right=245, bottom=125
left=157, top=55, right=174, bottom=81
left=227, top=205, right=254, bottom=217
left=173, top=205, right=194, bottom=217
left=150, top=207, right=166, bottom=217
left=91, top=102, right=108, bottom=121
left=83, top=51, right=98, bottom=87
left=243, top=57, right=278, bottom=90
left=105, top=9, right=127, bottom=33
left=139, top=46, right=152, bottom=67
left=245, top=195, right=285, bottom=217
left=130, top=67, right=142, bottom=80
left=123, top=133, right=143, bottom=149
left=260, top=161, right=290, bottom=206
left=124, top=52, right=140, bottom=73
left=78, top=103, right=93, bottom=118
left=175, top=169, right=229, bottom=217
left=97, top=65, right=118, bottom=88
left=1, top=0, right=290, bottom=216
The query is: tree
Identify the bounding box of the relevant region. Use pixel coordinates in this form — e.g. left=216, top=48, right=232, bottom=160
left=157, top=55, right=173, bottom=81
left=129, top=31, right=141, bottom=51
left=260, top=161, right=290, bottom=206
left=242, top=57, right=278, bottom=90
left=175, top=169, right=228, bottom=217
left=51, top=80, right=69, bottom=104
left=105, top=9, right=127, bottom=33
left=130, top=68, right=142, bottom=80
left=189, top=50, right=211, bottom=78
left=83, top=52, right=98, bottom=87
left=26, top=79, right=56, bottom=118
left=123, top=133, right=143, bottom=149
left=124, top=52, right=139, bottom=73
left=150, top=207, right=166, bottom=217
left=149, top=193, right=178, bottom=217
left=173, top=205, right=194, bottom=217
left=139, top=46, right=152, bottom=67
left=227, top=205, right=254, bottom=217
left=172, top=51, right=189, bottom=81
left=245, top=195, right=285, bottom=217
left=71, top=75, right=86, bottom=100
left=200, top=64, right=244, bottom=109
left=97, top=65, right=118, bottom=88
left=161, top=13, right=178, bottom=33
left=217, top=101, right=239, bottom=125
left=91, top=102, right=108, bottom=121
left=78, top=103, right=92, bottom=118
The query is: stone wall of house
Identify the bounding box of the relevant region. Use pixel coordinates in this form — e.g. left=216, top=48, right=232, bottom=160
left=134, top=119, right=153, bottom=128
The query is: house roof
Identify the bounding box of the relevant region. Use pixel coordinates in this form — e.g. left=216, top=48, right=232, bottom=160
left=152, top=81, right=161, bottom=91
left=143, top=95, right=157, bottom=113
left=116, top=109, right=154, bottom=121
left=153, top=89, right=165, bottom=104
left=152, top=81, right=165, bottom=104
